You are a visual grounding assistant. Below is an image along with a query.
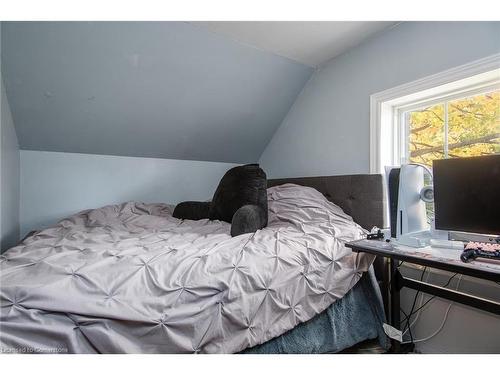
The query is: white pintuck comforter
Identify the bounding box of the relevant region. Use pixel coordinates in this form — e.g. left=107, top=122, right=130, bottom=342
left=0, top=184, right=374, bottom=353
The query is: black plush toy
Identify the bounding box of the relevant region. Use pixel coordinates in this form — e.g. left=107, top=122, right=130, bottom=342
left=173, top=164, right=268, bottom=237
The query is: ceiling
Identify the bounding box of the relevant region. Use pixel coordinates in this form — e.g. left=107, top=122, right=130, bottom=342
left=192, top=21, right=398, bottom=67
left=1, top=21, right=398, bottom=164
left=1, top=22, right=312, bottom=163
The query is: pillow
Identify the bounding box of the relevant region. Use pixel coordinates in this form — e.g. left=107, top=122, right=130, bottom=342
left=267, top=183, right=330, bottom=204
left=209, top=163, right=267, bottom=224
left=172, top=201, right=211, bottom=221
left=230, top=204, right=267, bottom=237
left=266, top=183, right=358, bottom=230
left=173, top=164, right=268, bottom=236
left=266, top=184, right=366, bottom=255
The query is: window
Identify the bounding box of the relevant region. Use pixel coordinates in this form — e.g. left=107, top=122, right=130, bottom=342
left=402, top=90, right=499, bottom=167
left=370, top=54, right=500, bottom=173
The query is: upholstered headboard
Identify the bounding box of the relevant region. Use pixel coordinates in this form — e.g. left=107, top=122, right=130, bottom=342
left=268, top=174, right=387, bottom=231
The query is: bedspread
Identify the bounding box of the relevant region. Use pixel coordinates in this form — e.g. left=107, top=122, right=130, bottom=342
left=0, top=184, right=375, bottom=353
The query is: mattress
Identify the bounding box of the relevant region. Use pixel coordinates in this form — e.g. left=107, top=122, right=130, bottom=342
left=0, top=184, right=376, bottom=353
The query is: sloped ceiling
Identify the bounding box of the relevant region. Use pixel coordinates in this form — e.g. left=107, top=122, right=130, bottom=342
left=1, top=22, right=313, bottom=163
left=193, top=21, right=398, bottom=67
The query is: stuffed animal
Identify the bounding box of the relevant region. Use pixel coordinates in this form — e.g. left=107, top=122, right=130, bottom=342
left=173, top=164, right=268, bottom=236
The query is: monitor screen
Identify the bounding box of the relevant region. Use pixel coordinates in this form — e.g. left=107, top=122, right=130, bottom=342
left=433, top=155, right=500, bottom=235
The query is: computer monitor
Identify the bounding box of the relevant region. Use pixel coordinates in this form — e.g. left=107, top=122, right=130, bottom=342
left=433, top=154, right=500, bottom=235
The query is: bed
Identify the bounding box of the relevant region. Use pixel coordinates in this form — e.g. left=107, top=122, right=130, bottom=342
left=0, top=174, right=388, bottom=354
left=248, top=174, right=388, bottom=354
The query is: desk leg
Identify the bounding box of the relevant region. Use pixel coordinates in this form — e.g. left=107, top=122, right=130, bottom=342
left=389, top=261, right=415, bottom=353
left=389, top=258, right=401, bottom=353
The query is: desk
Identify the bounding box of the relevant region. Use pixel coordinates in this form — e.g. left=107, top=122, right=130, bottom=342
left=346, top=239, right=500, bottom=351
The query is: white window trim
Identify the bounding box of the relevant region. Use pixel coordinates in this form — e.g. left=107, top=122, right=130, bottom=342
left=369, top=53, right=500, bottom=174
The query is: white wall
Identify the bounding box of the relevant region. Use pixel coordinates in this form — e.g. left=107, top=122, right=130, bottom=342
left=400, top=266, right=500, bottom=353
left=259, top=21, right=500, bottom=353
left=259, top=21, right=500, bottom=178
left=1, top=76, right=20, bottom=252
left=20, top=151, right=238, bottom=237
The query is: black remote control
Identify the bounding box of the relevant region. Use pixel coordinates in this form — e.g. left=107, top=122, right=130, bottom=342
left=460, top=249, right=500, bottom=263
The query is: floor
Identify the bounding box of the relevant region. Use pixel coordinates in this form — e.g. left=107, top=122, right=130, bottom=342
left=338, top=339, right=387, bottom=354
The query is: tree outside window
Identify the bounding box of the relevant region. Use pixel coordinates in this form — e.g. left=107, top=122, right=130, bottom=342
left=406, top=91, right=500, bottom=167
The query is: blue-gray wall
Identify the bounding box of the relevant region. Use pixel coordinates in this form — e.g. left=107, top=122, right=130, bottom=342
left=260, top=21, right=500, bottom=178
left=1, top=22, right=312, bottom=164
left=1, top=75, right=20, bottom=252
left=258, top=20, right=500, bottom=355
left=20, top=150, right=238, bottom=237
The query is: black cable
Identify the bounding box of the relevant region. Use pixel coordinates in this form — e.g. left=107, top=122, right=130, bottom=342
left=399, top=308, right=413, bottom=343
left=400, top=266, right=427, bottom=340
left=400, top=272, right=458, bottom=327
left=406, top=273, right=458, bottom=318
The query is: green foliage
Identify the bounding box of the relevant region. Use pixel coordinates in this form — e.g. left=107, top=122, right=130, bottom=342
left=408, top=91, right=500, bottom=166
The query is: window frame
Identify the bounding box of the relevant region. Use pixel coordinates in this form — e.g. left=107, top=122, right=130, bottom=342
left=369, top=53, right=500, bottom=174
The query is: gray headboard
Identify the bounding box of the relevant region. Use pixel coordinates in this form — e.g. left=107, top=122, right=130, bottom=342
left=268, top=174, right=387, bottom=231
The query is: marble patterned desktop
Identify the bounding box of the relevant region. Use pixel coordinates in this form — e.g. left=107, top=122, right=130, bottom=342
left=347, top=239, right=500, bottom=279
